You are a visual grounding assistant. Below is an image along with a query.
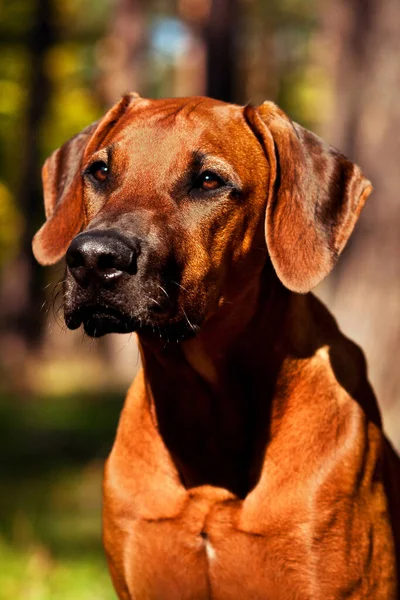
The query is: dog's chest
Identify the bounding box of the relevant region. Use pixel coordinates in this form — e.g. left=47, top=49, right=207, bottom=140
left=110, top=486, right=316, bottom=600
left=104, top=377, right=396, bottom=598
left=105, top=473, right=396, bottom=600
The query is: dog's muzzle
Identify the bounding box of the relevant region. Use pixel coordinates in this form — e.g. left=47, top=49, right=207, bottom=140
left=65, top=229, right=143, bottom=336
left=64, top=228, right=202, bottom=342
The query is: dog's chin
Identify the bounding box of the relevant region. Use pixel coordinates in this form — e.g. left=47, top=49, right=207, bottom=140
left=65, top=305, right=201, bottom=342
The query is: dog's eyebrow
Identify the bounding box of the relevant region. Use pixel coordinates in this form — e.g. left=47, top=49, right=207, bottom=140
left=106, top=144, right=114, bottom=165
left=190, top=150, right=207, bottom=171
left=82, top=145, right=114, bottom=172
left=169, top=151, right=242, bottom=201
left=189, top=151, right=243, bottom=189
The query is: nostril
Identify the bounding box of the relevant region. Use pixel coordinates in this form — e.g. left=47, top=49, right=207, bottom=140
left=98, top=253, right=120, bottom=271
left=66, top=248, right=85, bottom=270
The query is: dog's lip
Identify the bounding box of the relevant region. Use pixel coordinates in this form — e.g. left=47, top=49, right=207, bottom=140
left=65, top=303, right=203, bottom=341
left=65, top=304, right=130, bottom=333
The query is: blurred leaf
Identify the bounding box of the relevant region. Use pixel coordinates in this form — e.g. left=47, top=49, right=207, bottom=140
left=0, top=46, right=29, bottom=81
left=0, top=536, right=116, bottom=600
left=0, top=80, right=26, bottom=116
left=0, top=181, right=22, bottom=267
left=42, top=85, right=101, bottom=155
left=0, top=0, right=36, bottom=36
left=53, top=0, right=111, bottom=36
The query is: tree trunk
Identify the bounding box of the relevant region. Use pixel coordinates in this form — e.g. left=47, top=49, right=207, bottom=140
left=205, top=0, right=239, bottom=103
left=0, top=0, right=54, bottom=378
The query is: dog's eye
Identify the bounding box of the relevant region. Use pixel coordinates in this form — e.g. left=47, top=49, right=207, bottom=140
left=197, top=171, right=224, bottom=191
left=88, top=161, right=109, bottom=183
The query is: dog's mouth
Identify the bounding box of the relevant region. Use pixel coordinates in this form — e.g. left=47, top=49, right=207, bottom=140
left=65, top=304, right=135, bottom=337
left=65, top=303, right=202, bottom=342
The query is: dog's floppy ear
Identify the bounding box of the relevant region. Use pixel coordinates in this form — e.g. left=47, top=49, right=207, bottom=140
left=245, top=102, right=372, bottom=293
left=32, top=92, right=141, bottom=265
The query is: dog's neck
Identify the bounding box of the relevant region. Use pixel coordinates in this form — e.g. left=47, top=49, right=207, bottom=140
left=138, top=274, right=300, bottom=497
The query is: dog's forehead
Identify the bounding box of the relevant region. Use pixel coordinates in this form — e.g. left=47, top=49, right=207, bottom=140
left=106, top=96, right=257, bottom=163
left=128, top=96, right=245, bottom=128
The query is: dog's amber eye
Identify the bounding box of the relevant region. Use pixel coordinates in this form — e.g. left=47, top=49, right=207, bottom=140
left=88, top=161, right=109, bottom=183
left=198, top=171, right=224, bottom=191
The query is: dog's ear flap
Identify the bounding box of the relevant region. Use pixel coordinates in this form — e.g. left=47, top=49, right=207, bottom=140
left=245, top=102, right=372, bottom=293
left=32, top=92, right=141, bottom=265
left=32, top=123, right=97, bottom=265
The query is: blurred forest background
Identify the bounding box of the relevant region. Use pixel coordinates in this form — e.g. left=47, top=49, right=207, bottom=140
left=0, top=0, right=399, bottom=597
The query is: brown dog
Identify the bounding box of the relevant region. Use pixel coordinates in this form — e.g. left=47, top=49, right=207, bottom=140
left=33, top=94, right=400, bottom=599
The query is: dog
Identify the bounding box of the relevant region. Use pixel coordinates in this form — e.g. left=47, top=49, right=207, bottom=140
left=33, top=94, right=400, bottom=599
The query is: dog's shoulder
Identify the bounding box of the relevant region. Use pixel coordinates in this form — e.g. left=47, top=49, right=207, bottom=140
left=284, top=293, right=381, bottom=430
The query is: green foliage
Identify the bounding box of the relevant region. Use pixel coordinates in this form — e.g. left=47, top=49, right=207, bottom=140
left=54, top=0, right=111, bottom=36
left=0, top=0, right=36, bottom=36
left=0, top=390, right=123, bottom=599
left=0, top=539, right=116, bottom=600
left=0, top=182, right=22, bottom=266
left=41, top=42, right=103, bottom=155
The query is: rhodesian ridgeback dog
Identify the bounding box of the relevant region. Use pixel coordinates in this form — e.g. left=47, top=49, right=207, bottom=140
left=33, top=94, right=400, bottom=599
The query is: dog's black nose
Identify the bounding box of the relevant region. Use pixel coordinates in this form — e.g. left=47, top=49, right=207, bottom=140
left=66, top=230, right=138, bottom=287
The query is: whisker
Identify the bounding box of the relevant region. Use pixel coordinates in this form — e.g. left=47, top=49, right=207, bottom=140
left=182, top=307, right=198, bottom=334
left=148, top=296, right=162, bottom=308
left=157, top=283, right=170, bottom=300
left=170, top=280, right=190, bottom=294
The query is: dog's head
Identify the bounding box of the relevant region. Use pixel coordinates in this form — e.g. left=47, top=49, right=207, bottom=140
left=33, top=94, right=371, bottom=341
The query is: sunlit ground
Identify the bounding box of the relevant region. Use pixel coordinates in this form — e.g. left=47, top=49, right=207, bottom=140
left=0, top=390, right=125, bottom=599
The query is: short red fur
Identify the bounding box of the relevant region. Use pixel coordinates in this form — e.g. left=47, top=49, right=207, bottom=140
left=33, top=95, right=400, bottom=599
